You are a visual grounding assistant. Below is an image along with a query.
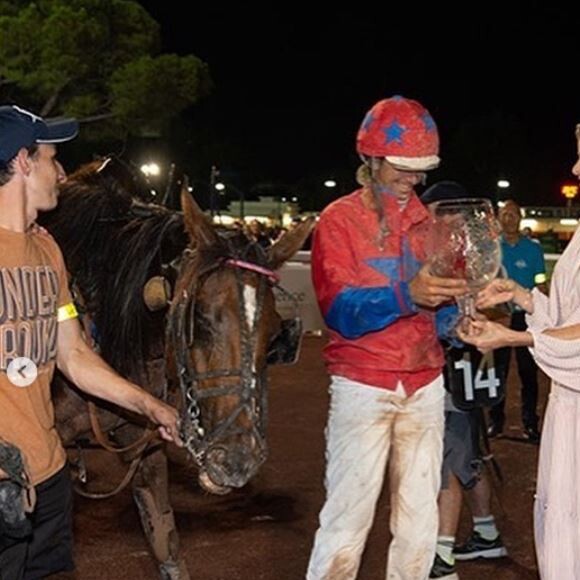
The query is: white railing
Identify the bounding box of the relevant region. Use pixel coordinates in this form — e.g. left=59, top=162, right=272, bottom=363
left=276, top=252, right=324, bottom=333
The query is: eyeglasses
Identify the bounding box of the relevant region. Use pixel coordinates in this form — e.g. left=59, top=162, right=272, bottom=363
left=391, top=166, right=427, bottom=185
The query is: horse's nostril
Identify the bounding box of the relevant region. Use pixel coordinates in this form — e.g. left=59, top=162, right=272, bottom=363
left=207, top=447, right=227, bottom=464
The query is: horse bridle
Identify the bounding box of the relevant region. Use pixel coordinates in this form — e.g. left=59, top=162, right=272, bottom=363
left=168, top=246, right=298, bottom=468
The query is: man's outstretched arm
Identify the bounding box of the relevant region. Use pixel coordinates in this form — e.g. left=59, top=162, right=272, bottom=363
left=56, top=317, right=182, bottom=446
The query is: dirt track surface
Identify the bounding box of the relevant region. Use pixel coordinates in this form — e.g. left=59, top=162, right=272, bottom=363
left=53, top=336, right=545, bottom=580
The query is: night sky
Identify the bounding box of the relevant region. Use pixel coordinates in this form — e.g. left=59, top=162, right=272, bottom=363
left=137, top=4, right=580, bottom=210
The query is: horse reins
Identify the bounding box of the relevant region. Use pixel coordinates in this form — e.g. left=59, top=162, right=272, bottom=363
left=72, top=289, right=159, bottom=498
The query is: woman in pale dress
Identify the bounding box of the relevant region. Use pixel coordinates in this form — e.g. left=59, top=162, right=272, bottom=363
left=458, top=123, right=580, bottom=579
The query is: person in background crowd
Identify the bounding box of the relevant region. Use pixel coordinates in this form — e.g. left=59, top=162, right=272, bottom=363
left=522, top=226, right=540, bottom=242
left=247, top=218, right=271, bottom=248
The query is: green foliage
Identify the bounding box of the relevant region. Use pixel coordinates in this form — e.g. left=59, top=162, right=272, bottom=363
left=0, top=0, right=210, bottom=140
left=110, top=54, right=212, bottom=136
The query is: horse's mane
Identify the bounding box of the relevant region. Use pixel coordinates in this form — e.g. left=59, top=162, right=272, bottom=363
left=40, top=158, right=187, bottom=377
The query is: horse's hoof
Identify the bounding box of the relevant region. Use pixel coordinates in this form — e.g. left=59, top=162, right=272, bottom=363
left=159, top=560, right=190, bottom=580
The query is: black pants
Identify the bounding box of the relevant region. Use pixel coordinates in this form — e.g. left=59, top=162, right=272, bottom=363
left=490, top=311, right=540, bottom=430
left=0, top=465, right=74, bottom=580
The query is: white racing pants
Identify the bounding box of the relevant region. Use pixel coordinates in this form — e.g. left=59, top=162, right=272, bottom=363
left=307, top=375, right=445, bottom=580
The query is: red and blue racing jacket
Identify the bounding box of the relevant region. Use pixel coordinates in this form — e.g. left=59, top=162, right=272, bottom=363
left=312, top=188, right=456, bottom=395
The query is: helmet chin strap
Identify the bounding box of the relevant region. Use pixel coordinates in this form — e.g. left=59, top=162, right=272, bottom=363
left=365, top=157, right=420, bottom=249
left=368, top=158, right=390, bottom=250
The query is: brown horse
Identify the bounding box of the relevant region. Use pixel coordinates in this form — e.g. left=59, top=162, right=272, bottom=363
left=41, top=158, right=314, bottom=579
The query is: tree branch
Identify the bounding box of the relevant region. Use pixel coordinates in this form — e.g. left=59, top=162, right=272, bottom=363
left=79, top=112, right=116, bottom=123
left=41, top=88, right=64, bottom=116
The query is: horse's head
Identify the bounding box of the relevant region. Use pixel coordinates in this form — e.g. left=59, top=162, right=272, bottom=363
left=168, top=190, right=314, bottom=494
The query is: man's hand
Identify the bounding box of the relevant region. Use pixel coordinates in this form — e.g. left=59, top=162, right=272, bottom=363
left=0, top=467, right=8, bottom=480
left=143, top=397, right=184, bottom=447
left=409, top=264, right=468, bottom=308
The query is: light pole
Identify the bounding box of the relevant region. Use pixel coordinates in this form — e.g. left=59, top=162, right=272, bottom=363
left=561, top=184, right=579, bottom=217
left=160, top=163, right=176, bottom=206
left=209, top=165, right=220, bottom=217
left=213, top=182, right=226, bottom=221
left=216, top=180, right=246, bottom=221
left=278, top=197, right=287, bottom=226
left=240, top=188, right=245, bottom=221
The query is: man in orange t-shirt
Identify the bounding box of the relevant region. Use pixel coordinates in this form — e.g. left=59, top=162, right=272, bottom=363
left=0, top=105, right=182, bottom=580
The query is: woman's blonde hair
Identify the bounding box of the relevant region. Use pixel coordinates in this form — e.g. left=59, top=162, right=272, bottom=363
left=355, top=159, right=390, bottom=248
left=355, top=163, right=372, bottom=186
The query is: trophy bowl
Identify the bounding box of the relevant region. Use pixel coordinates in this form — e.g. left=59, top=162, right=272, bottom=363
left=428, top=198, right=501, bottom=316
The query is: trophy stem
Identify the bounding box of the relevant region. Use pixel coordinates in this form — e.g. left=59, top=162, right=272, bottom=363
left=456, top=293, right=476, bottom=319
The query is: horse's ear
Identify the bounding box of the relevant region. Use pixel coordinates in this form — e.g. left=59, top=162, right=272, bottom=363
left=180, top=182, right=219, bottom=248
left=267, top=217, right=316, bottom=270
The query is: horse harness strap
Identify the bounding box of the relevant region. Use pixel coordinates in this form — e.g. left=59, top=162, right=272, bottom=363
left=226, top=258, right=302, bottom=366
left=169, top=255, right=275, bottom=467
left=88, top=401, right=158, bottom=454
left=225, top=258, right=280, bottom=283
left=72, top=451, right=147, bottom=500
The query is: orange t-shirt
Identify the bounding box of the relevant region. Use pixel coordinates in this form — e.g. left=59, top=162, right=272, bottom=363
left=0, top=226, right=73, bottom=485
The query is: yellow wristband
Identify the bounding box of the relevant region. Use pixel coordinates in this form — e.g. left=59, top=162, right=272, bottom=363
left=57, top=302, right=79, bottom=322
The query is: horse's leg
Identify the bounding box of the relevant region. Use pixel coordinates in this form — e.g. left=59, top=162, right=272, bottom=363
left=132, top=447, right=190, bottom=580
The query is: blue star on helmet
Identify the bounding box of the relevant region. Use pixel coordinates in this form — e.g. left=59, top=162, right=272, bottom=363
left=383, top=121, right=405, bottom=145
left=361, top=111, right=375, bottom=131
left=421, top=112, right=436, bottom=132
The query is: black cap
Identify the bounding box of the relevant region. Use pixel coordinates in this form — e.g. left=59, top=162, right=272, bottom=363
left=420, top=180, right=468, bottom=205
left=0, top=105, right=79, bottom=164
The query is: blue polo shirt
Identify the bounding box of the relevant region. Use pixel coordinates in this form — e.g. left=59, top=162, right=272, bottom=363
left=501, top=235, right=546, bottom=290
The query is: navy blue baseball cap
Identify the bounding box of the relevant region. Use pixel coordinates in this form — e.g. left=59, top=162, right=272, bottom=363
left=0, top=105, right=79, bottom=164
left=420, top=180, right=468, bottom=204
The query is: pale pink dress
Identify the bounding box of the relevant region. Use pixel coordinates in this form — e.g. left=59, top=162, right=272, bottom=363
left=526, top=226, right=580, bottom=579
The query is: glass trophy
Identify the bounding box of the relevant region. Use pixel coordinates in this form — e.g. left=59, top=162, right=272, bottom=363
left=428, top=198, right=501, bottom=318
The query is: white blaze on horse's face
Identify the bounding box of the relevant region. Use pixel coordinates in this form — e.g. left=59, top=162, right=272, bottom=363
left=243, top=284, right=257, bottom=332
left=243, top=283, right=258, bottom=388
